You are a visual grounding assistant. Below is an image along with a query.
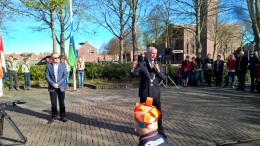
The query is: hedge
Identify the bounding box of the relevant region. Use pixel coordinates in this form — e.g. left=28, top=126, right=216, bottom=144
left=3, top=62, right=251, bottom=86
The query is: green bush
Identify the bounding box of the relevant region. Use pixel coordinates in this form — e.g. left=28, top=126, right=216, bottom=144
left=3, top=63, right=252, bottom=86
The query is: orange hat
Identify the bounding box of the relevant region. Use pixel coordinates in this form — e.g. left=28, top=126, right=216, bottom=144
left=134, top=97, right=160, bottom=129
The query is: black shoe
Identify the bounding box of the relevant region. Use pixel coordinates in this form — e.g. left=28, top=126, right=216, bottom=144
left=241, top=88, right=245, bottom=91
left=15, top=88, right=20, bottom=91
left=236, top=88, right=241, bottom=90
left=249, top=90, right=254, bottom=92
left=48, top=117, right=57, bottom=124
left=60, top=117, right=68, bottom=122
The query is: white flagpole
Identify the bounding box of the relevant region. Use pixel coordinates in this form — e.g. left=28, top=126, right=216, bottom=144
left=70, top=0, right=77, bottom=91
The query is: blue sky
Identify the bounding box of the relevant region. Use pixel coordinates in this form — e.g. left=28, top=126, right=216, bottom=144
left=2, top=16, right=114, bottom=55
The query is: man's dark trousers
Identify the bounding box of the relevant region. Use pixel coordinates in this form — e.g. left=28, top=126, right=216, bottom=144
left=237, top=73, right=246, bottom=89
left=9, top=70, right=19, bottom=89
left=50, top=88, right=66, bottom=118
left=250, top=71, right=256, bottom=91
left=140, top=97, right=164, bottom=136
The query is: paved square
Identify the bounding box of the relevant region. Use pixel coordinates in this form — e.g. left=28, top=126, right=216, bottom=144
left=0, top=85, right=260, bottom=146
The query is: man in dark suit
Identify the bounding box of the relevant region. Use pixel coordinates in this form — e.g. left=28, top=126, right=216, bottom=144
left=45, top=53, right=68, bottom=123
left=130, top=46, right=166, bottom=138
left=213, top=55, right=224, bottom=87
left=235, top=51, right=248, bottom=91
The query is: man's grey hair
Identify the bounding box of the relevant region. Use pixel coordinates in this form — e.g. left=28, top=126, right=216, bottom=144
left=146, top=46, right=157, bottom=52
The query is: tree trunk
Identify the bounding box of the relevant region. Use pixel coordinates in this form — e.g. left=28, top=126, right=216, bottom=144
left=119, top=37, right=124, bottom=63
left=50, top=10, right=56, bottom=53
left=196, top=9, right=202, bottom=54
left=132, top=0, right=138, bottom=62
left=58, top=8, right=65, bottom=62
left=212, top=43, right=217, bottom=60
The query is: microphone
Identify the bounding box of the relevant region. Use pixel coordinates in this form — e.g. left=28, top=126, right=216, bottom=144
left=154, top=59, right=157, bottom=64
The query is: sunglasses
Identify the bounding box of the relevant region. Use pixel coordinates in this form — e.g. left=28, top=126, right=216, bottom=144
left=53, top=57, right=60, bottom=59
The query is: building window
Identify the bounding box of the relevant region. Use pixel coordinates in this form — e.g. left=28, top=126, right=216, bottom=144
left=89, top=50, right=95, bottom=54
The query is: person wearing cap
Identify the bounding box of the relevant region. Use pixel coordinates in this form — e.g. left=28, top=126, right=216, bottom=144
left=235, top=51, right=248, bottom=91
left=134, top=97, right=169, bottom=146
left=6, top=55, right=20, bottom=91
left=130, top=46, right=167, bottom=138
left=21, top=58, right=31, bottom=90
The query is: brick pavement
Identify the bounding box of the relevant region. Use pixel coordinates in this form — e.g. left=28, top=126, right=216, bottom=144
left=0, top=85, right=260, bottom=146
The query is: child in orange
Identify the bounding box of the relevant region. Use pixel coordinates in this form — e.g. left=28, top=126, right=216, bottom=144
left=134, top=97, right=170, bottom=146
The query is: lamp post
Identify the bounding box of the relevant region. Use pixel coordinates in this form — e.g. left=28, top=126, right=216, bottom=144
left=79, top=42, right=85, bottom=61
left=94, top=31, right=97, bottom=62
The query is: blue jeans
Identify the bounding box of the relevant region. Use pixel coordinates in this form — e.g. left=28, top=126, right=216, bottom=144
left=24, top=73, right=30, bottom=88
left=225, top=72, right=235, bottom=86
left=190, top=71, right=198, bottom=86
left=65, top=72, right=70, bottom=86
left=177, top=77, right=182, bottom=86
left=197, top=69, right=204, bottom=85
left=77, top=70, right=84, bottom=87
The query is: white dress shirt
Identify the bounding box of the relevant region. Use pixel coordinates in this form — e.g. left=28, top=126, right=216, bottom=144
left=53, top=63, right=59, bottom=83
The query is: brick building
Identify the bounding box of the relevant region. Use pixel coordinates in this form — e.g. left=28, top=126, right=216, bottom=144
left=155, top=0, right=241, bottom=63
left=77, top=41, right=98, bottom=62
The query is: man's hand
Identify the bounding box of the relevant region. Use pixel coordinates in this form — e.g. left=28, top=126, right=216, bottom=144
left=53, top=83, right=59, bottom=88
left=131, top=61, right=136, bottom=70
left=154, top=64, right=160, bottom=72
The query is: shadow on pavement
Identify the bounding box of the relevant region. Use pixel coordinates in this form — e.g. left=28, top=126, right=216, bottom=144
left=3, top=105, right=138, bottom=137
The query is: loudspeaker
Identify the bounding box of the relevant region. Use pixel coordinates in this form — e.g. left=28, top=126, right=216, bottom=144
left=164, top=48, right=172, bottom=61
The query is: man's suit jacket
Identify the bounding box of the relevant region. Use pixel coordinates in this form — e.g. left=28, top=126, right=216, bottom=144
left=213, top=60, right=224, bottom=72
left=130, top=60, right=166, bottom=99
left=45, top=63, right=67, bottom=92
left=235, top=56, right=248, bottom=74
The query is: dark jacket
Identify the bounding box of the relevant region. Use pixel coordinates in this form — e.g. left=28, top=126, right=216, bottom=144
left=235, top=56, right=248, bottom=74
left=214, top=60, right=224, bottom=72
left=130, top=59, right=166, bottom=99
left=190, top=61, right=198, bottom=72
left=138, top=131, right=170, bottom=146
left=204, top=58, right=213, bottom=70
left=248, top=56, right=259, bottom=72
left=195, top=57, right=204, bottom=69
left=45, top=63, right=67, bottom=92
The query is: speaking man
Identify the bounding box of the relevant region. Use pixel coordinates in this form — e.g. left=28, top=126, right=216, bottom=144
left=130, top=46, right=167, bottom=138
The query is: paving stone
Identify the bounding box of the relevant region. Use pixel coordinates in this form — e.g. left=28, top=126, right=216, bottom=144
left=0, top=84, right=260, bottom=145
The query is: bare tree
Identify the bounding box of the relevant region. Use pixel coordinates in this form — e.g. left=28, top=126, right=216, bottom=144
left=91, top=0, right=131, bottom=63
left=106, top=37, right=120, bottom=55
left=173, top=0, right=227, bottom=54
left=207, top=10, right=240, bottom=59
left=7, top=0, right=88, bottom=59
left=246, top=0, right=260, bottom=52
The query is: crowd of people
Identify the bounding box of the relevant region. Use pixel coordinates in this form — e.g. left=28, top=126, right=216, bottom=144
left=176, top=50, right=260, bottom=93
left=4, top=54, right=86, bottom=91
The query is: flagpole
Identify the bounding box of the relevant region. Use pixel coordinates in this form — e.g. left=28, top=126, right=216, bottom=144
left=70, top=0, right=77, bottom=91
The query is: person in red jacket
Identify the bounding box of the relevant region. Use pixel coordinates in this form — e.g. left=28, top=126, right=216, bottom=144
left=181, top=56, right=191, bottom=87
left=225, top=54, right=236, bottom=88
left=256, top=63, right=260, bottom=93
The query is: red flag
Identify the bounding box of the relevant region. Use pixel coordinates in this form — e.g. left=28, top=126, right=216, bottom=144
left=0, top=35, right=6, bottom=70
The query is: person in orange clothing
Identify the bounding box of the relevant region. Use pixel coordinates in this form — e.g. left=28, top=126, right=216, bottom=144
left=134, top=97, right=170, bottom=146
left=181, top=56, right=191, bottom=87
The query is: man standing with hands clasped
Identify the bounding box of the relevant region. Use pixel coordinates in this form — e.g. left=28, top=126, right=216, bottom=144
left=45, top=53, right=68, bottom=124
left=130, top=46, right=167, bottom=138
